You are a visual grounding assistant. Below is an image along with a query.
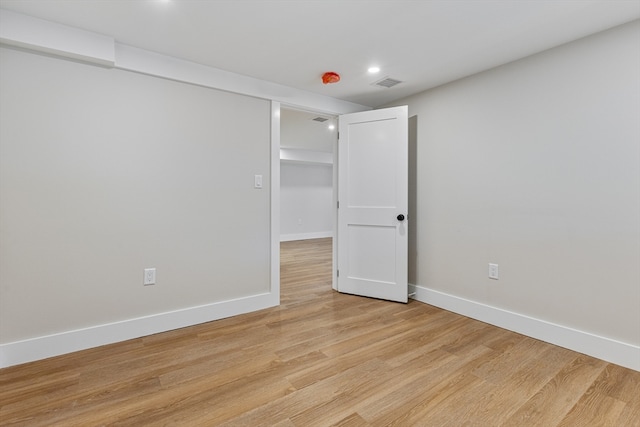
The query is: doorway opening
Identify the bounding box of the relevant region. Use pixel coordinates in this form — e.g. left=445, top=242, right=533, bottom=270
left=278, top=106, right=338, bottom=301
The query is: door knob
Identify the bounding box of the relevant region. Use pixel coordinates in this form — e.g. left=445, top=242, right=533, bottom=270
left=397, top=214, right=405, bottom=221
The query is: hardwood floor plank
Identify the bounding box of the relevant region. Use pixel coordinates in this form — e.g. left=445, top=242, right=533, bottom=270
left=219, top=358, right=393, bottom=427
left=331, top=412, right=370, bottom=427
left=1, top=237, right=638, bottom=426
left=1, top=376, right=162, bottom=426
left=436, top=344, right=578, bottom=426
left=557, top=390, right=627, bottom=427
left=288, top=358, right=396, bottom=427
left=0, top=370, right=79, bottom=407
left=284, top=312, right=460, bottom=391
left=615, top=400, right=640, bottom=427
left=358, top=345, right=492, bottom=425
left=502, top=354, right=608, bottom=426
left=590, top=363, right=640, bottom=403
left=377, top=360, right=489, bottom=426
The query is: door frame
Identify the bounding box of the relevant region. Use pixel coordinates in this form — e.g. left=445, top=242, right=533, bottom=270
left=270, top=101, right=281, bottom=305
left=274, top=104, right=408, bottom=298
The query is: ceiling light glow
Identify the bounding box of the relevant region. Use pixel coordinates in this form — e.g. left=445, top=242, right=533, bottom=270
left=368, top=66, right=381, bottom=74
left=328, top=124, right=335, bottom=130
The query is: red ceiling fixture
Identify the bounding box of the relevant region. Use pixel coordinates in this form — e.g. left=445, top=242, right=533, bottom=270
left=322, top=72, right=341, bottom=84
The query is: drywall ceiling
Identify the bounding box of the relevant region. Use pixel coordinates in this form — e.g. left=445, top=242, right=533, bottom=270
left=1, top=0, right=638, bottom=107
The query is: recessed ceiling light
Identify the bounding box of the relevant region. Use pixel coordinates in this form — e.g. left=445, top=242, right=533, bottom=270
left=368, top=66, right=381, bottom=74
left=328, top=124, right=336, bottom=130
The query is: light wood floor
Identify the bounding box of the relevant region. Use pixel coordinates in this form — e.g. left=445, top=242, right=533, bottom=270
left=1, top=237, right=639, bottom=426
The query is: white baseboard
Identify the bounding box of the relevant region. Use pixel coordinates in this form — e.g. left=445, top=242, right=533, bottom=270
left=280, top=231, right=333, bottom=242
left=4, top=285, right=636, bottom=371
left=409, top=284, right=640, bottom=371
left=0, top=291, right=278, bottom=369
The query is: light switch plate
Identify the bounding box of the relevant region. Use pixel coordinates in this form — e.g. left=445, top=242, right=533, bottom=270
left=489, top=263, right=499, bottom=280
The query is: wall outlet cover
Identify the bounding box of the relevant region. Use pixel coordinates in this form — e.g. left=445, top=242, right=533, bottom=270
left=144, top=268, right=156, bottom=285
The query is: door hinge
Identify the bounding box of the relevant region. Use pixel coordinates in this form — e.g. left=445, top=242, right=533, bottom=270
left=337, top=200, right=340, bottom=209
left=337, top=269, right=339, bottom=277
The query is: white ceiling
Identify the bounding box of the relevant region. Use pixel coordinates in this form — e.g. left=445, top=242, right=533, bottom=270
left=1, top=0, right=639, bottom=108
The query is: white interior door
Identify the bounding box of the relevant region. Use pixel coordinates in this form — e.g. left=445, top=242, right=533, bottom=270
left=337, top=106, right=408, bottom=303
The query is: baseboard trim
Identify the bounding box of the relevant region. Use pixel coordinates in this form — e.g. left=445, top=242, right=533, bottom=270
left=409, top=284, right=640, bottom=371
left=0, top=291, right=278, bottom=369
left=280, top=231, right=333, bottom=242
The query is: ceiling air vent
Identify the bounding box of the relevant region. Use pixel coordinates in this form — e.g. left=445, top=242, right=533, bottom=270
left=373, top=77, right=403, bottom=88
left=312, top=117, right=329, bottom=122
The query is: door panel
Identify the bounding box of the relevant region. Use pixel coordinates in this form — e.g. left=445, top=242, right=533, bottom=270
left=348, top=225, right=396, bottom=283
left=347, top=120, right=398, bottom=208
left=337, top=106, right=408, bottom=303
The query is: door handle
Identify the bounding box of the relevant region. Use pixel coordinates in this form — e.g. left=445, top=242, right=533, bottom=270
left=397, top=214, right=405, bottom=221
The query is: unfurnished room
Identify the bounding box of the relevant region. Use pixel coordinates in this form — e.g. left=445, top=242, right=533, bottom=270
left=0, top=1, right=639, bottom=425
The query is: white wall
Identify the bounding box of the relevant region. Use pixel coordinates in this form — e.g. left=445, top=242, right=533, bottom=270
left=280, top=162, right=333, bottom=241
left=280, top=108, right=336, bottom=152
left=0, top=47, right=272, bottom=363
left=0, top=10, right=365, bottom=367
left=279, top=108, right=335, bottom=241
left=388, top=20, right=640, bottom=368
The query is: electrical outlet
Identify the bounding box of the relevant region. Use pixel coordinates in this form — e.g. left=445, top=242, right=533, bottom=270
left=489, top=263, right=499, bottom=280
left=144, top=268, right=156, bottom=285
